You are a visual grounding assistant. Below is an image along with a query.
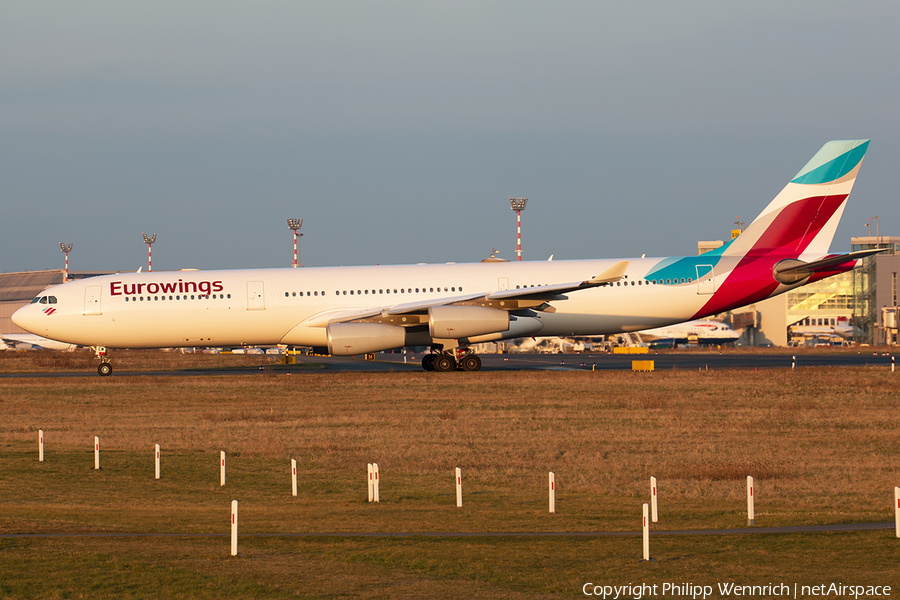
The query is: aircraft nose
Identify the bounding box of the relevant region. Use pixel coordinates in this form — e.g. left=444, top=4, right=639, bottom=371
left=12, top=304, right=43, bottom=335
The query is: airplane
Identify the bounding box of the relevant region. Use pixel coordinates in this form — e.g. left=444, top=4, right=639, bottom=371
left=789, top=316, right=859, bottom=342
left=13, top=139, right=881, bottom=376
left=637, top=319, right=741, bottom=348
left=0, top=333, right=78, bottom=351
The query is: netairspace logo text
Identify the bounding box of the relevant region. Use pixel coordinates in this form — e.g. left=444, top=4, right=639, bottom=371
left=582, top=582, right=892, bottom=599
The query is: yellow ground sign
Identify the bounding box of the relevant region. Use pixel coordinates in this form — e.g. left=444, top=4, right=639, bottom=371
left=632, top=360, right=655, bottom=372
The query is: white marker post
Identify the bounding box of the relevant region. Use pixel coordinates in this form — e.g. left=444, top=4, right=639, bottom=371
left=642, top=503, right=650, bottom=561
left=94, top=436, right=100, bottom=470
left=455, top=467, right=463, bottom=507
left=373, top=463, right=380, bottom=503
left=39, top=430, right=44, bottom=462
left=747, top=476, right=755, bottom=526
left=892, top=356, right=895, bottom=374
left=230, top=500, right=238, bottom=556
left=792, top=356, right=796, bottom=372
left=220, top=451, right=226, bottom=487
left=155, top=444, right=160, bottom=480
left=894, top=487, right=899, bottom=539
left=291, top=459, right=298, bottom=497
left=650, top=476, right=658, bottom=523
left=549, top=472, right=556, bottom=514
left=367, top=463, right=374, bottom=502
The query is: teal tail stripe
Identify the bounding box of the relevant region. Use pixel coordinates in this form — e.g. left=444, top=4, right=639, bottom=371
left=790, top=140, right=869, bottom=185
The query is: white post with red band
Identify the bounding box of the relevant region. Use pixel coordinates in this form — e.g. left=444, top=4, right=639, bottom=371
left=155, top=444, right=160, bottom=480
left=367, top=464, right=374, bottom=502
left=220, top=451, right=226, bottom=487
left=94, top=436, right=100, bottom=470
left=373, top=463, right=380, bottom=503
left=39, top=430, right=44, bottom=462
left=642, top=503, right=650, bottom=561
left=747, top=476, right=755, bottom=526
left=231, top=500, right=238, bottom=556
left=455, top=467, right=462, bottom=507
left=549, top=472, right=556, bottom=513
left=650, top=476, right=658, bottom=523
left=291, top=459, right=297, bottom=497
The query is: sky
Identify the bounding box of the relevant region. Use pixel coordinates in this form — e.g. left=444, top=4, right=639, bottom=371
left=2, top=1, right=898, bottom=273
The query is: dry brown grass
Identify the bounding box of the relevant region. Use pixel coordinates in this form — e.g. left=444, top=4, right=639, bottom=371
left=1, top=366, right=898, bottom=523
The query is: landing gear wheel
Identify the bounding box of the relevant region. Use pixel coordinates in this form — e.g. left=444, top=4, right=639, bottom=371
left=98, top=363, right=113, bottom=377
left=433, top=355, right=456, bottom=372
left=422, top=354, right=436, bottom=371
left=460, top=355, right=482, bottom=372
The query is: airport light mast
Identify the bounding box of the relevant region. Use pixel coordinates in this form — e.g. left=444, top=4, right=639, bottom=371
left=60, top=243, right=73, bottom=283
left=287, top=218, right=303, bottom=268
left=142, top=233, right=156, bottom=272
left=509, top=197, right=528, bottom=261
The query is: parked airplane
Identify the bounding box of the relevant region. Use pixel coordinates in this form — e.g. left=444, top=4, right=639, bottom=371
left=13, top=140, right=879, bottom=376
left=0, top=333, right=77, bottom=351
left=789, top=316, right=859, bottom=341
left=638, top=320, right=740, bottom=348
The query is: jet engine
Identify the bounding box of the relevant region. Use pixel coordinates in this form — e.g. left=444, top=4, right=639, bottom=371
left=428, top=305, right=509, bottom=339
left=326, top=323, right=406, bottom=355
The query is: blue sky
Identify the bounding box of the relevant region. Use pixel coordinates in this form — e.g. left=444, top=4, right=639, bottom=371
left=2, top=1, right=898, bottom=272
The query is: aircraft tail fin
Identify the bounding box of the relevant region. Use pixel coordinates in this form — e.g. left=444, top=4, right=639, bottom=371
left=723, top=140, right=869, bottom=258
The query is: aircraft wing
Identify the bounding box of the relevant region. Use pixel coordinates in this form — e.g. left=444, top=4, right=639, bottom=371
left=300, top=261, right=630, bottom=327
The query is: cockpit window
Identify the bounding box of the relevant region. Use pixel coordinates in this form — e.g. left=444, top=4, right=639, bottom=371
left=39, top=297, right=48, bottom=304
left=48, top=296, right=57, bottom=304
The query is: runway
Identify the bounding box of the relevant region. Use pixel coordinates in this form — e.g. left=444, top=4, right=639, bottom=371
left=0, top=350, right=895, bottom=377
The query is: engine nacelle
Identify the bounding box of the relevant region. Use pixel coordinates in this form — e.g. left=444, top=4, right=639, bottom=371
left=326, top=323, right=406, bottom=355
left=428, top=305, right=509, bottom=339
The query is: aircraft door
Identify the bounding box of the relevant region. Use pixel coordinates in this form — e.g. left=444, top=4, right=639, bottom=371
left=84, top=286, right=102, bottom=315
left=696, top=265, right=715, bottom=295
left=498, top=277, right=509, bottom=291
left=247, top=281, right=266, bottom=310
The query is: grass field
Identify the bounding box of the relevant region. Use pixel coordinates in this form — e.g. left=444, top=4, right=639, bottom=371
left=1, top=353, right=899, bottom=598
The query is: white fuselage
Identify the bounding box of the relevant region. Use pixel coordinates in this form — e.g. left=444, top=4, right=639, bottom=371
left=12, top=258, right=730, bottom=349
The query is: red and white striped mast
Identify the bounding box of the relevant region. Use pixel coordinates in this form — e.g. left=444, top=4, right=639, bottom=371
left=142, top=233, right=156, bottom=272
left=287, top=218, right=303, bottom=268
left=509, top=197, right=528, bottom=261
left=59, top=242, right=73, bottom=282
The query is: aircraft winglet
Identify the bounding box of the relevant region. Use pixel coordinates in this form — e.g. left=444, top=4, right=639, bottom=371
left=589, top=260, right=630, bottom=284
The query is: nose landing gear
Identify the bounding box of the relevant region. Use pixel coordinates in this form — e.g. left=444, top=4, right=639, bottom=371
left=92, top=346, right=112, bottom=376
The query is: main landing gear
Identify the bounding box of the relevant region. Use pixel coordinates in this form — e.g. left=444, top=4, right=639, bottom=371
left=422, top=347, right=482, bottom=372
left=93, top=346, right=113, bottom=376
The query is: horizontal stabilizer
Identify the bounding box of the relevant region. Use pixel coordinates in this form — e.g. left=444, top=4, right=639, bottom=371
left=773, top=248, right=885, bottom=284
